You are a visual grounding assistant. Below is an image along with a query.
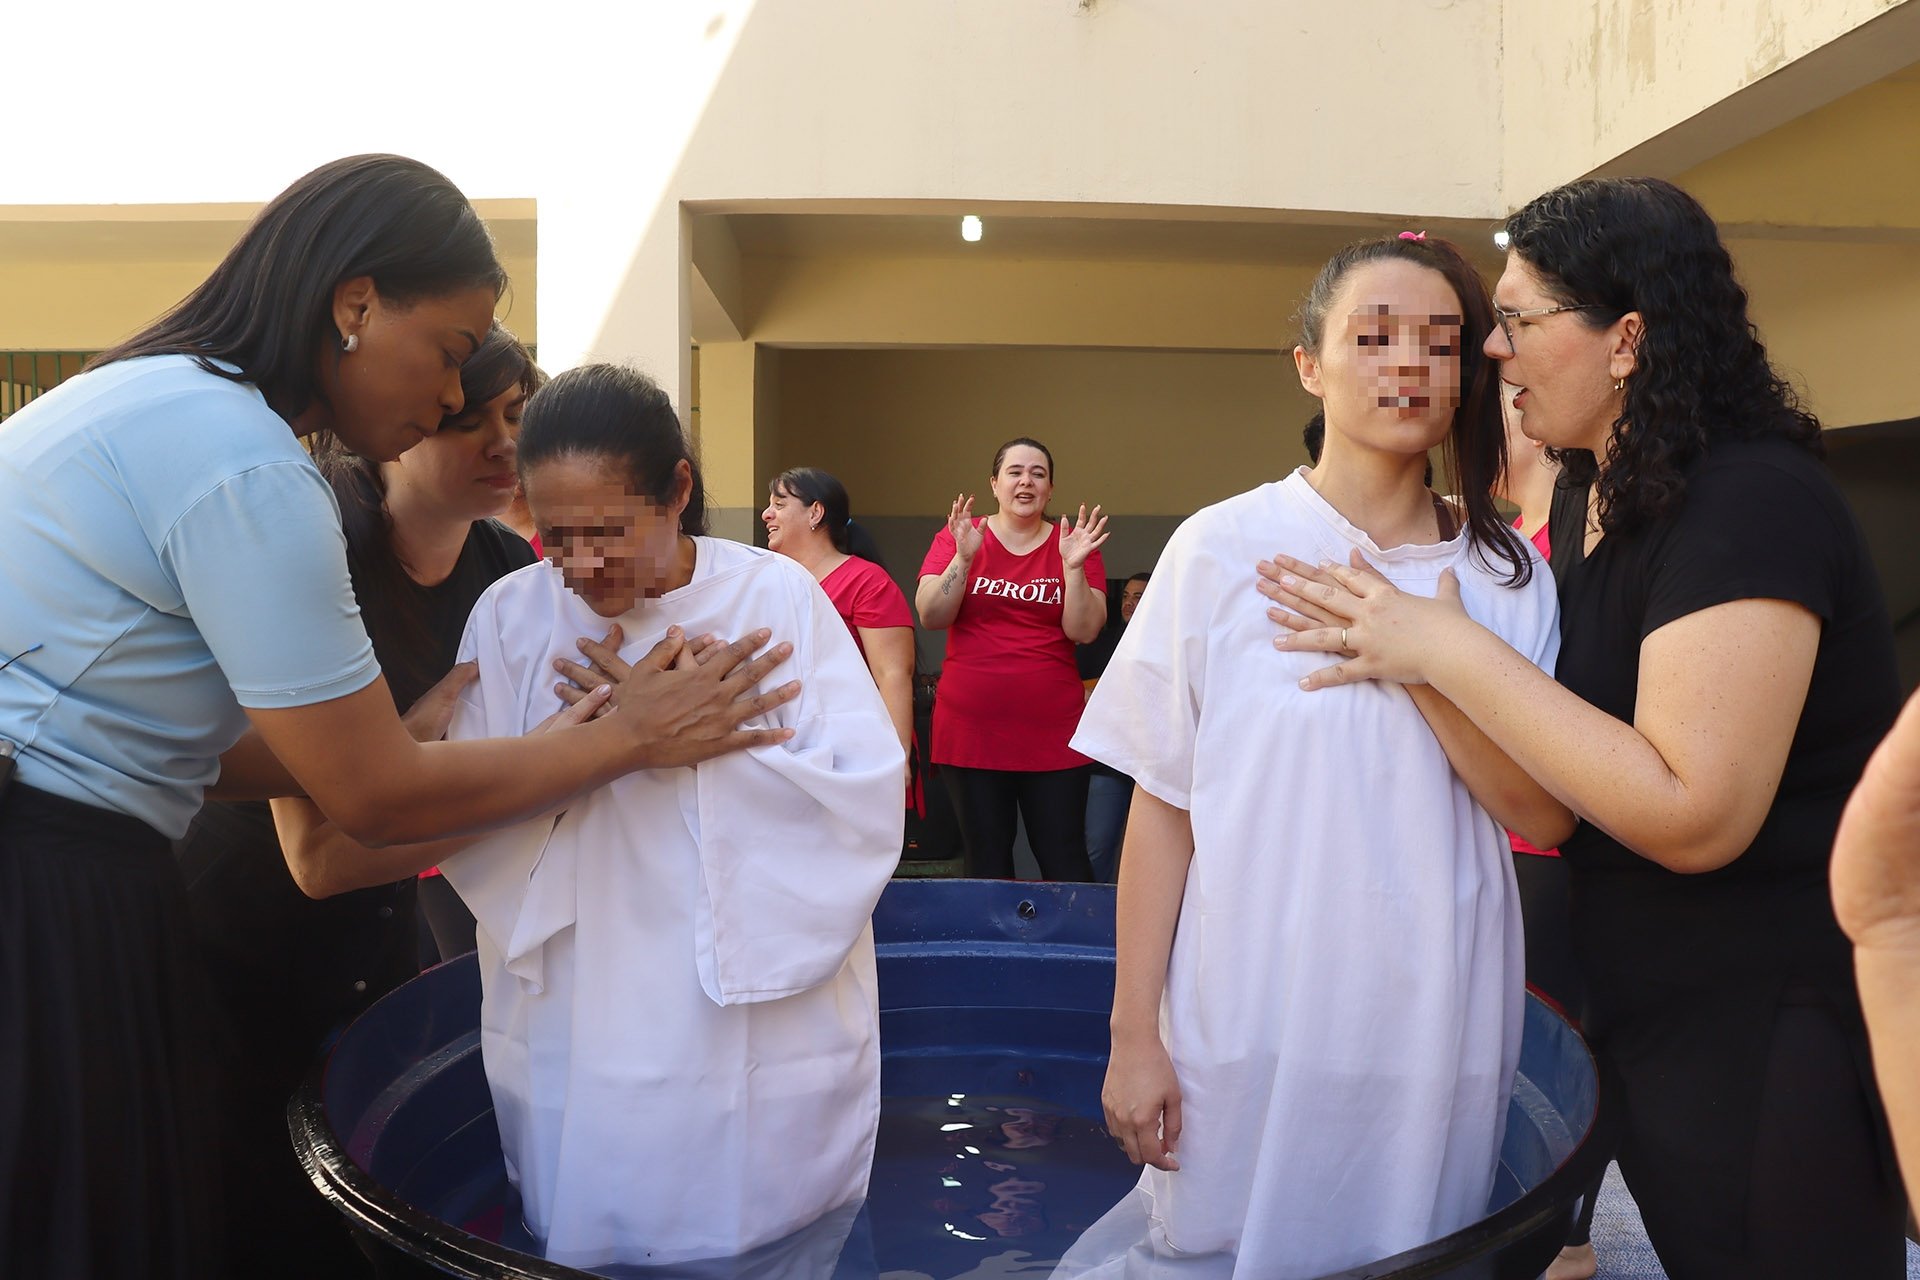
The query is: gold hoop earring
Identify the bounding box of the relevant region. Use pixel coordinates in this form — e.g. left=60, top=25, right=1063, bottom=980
left=1614, top=377, right=1625, bottom=392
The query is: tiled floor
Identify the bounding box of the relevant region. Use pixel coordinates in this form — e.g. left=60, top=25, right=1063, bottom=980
left=1585, top=1163, right=1920, bottom=1279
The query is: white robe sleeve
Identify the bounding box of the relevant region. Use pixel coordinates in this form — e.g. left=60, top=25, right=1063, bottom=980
left=690, top=563, right=907, bottom=1005
left=439, top=579, right=574, bottom=996
left=1070, top=517, right=1213, bottom=812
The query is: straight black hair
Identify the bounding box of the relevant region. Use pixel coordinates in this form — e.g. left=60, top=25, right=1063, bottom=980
left=94, top=154, right=505, bottom=422
left=317, top=324, right=543, bottom=707
left=771, top=466, right=889, bottom=569
left=518, top=364, right=709, bottom=536
left=1296, top=235, right=1529, bottom=586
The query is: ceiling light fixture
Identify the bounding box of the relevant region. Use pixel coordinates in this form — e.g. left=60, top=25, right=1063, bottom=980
left=961, top=215, right=983, bottom=243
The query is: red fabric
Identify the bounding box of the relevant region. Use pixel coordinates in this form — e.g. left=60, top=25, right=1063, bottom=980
left=1509, top=517, right=1559, bottom=858
left=819, top=556, right=912, bottom=656
left=920, top=520, right=1106, bottom=771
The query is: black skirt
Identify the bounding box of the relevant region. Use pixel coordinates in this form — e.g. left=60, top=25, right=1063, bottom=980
left=0, top=784, right=228, bottom=1279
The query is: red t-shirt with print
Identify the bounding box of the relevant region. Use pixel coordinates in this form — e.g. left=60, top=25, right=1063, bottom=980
left=921, top=519, right=1105, bottom=772
left=820, top=555, right=912, bottom=656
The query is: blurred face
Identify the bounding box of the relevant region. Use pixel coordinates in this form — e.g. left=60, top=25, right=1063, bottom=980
left=1119, top=578, right=1147, bottom=622
left=524, top=454, right=690, bottom=618
left=1296, top=258, right=1463, bottom=460
left=761, top=484, right=824, bottom=556
left=380, top=382, right=527, bottom=524
left=1484, top=252, right=1626, bottom=455
left=323, top=281, right=498, bottom=463
left=990, top=445, right=1053, bottom=520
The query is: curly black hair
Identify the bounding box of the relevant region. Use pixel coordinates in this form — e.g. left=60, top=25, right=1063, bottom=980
left=1503, top=177, right=1821, bottom=535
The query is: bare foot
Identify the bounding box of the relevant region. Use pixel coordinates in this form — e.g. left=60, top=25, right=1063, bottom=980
left=1544, top=1242, right=1597, bottom=1280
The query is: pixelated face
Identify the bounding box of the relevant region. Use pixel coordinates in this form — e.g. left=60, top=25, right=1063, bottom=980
left=1485, top=253, right=1620, bottom=454
left=381, top=383, right=527, bottom=524
left=1119, top=578, right=1147, bottom=622
left=761, top=484, right=822, bottom=555
left=322, top=285, right=498, bottom=463
left=989, top=445, right=1052, bottom=519
left=1296, top=259, right=1463, bottom=459
left=523, top=454, right=688, bottom=618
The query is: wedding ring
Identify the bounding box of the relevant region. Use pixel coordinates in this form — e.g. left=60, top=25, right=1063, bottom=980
left=1340, top=628, right=1349, bottom=650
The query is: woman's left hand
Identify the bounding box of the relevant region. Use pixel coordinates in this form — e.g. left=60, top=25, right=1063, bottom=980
left=1254, top=550, right=1469, bottom=689
left=1059, top=503, right=1110, bottom=572
left=553, top=625, right=730, bottom=717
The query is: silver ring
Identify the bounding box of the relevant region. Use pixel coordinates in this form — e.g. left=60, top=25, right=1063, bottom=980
left=1340, top=628, right=1349, bottom=650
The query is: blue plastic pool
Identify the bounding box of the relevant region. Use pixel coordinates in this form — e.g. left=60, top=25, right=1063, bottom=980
left=294, top=879, right=1603, bottom=1279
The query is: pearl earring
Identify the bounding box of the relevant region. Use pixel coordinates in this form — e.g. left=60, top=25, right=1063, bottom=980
left=1614, top=377, right=1625, bottom=391
left=342, top=333, right=359, bottom=353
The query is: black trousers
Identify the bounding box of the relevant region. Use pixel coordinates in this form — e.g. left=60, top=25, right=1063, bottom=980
left=941, top=764, right=1094, bottom=881
left=1611, top=986, right=1907, bottom=1279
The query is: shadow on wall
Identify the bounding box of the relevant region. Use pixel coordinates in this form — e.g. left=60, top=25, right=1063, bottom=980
left=1827, top=418, right=1920, bottom=694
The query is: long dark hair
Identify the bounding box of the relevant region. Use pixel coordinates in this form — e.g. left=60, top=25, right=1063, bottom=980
left=93, top=154, right=505, bottom=422
left=1503, top=177, right=1821, bottom=535
left=1297, top=235, right=1529, bottom=585
left=771, top=466, right=889, bottom=569
left=317, top=324, right=542, bottom=707
left=518, top=365, right=709, bottom=536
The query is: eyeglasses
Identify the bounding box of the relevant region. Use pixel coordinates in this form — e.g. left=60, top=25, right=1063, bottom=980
left=1491, top=303, right=1603, bottom=348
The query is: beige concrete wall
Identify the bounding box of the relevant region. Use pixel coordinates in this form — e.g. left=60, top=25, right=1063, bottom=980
left=534, top=0, right=1508, bottom=402
left=1732, top=237, right=1920, bottom=429
left=773, top=346, right=1314, bottom=519
left=0, top=227, right=538, bottom=351
left=1503, top=0, right=1920, bottom=203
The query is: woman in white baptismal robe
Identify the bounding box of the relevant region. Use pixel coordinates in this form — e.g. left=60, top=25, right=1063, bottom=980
left=1061, top=237, right=1563, bottom=1279
left=438, top=366, right=905, bottom=1272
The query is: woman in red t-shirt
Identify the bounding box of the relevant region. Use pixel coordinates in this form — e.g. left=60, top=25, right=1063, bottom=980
left=763, top=466, right=914, bottom=761
left=916, top=437, right=1109, bottom=880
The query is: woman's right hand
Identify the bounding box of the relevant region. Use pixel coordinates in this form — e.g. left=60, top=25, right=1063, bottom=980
left=947, top=493, right=983, bottom=564
left=568, top=624, right=801, bottom=769
left=1103, top=1031, right=1182, bottom=1171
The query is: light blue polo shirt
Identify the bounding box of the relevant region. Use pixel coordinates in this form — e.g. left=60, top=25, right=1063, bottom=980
left=0, top=354, right=380, bottom=838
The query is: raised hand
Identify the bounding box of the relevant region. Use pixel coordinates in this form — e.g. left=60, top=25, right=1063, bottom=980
left=1058, top=503, right=1110, bottom=572
left=948, top=493, right=983, bottom=563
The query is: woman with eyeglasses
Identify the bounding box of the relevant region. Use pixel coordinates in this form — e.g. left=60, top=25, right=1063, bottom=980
left=1259, top=178, right=1906, bottom=1279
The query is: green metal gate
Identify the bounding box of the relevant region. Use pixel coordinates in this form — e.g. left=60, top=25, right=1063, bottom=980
left=1, top=351, right=98, bottom=421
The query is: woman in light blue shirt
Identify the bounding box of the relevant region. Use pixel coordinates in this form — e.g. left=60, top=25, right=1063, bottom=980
left=0, top=154, right=798, bottom=1279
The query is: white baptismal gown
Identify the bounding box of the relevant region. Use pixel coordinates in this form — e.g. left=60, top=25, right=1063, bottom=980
left=1061, top=471, right=1560, bottom=1279
left=441, top=538, right=906, bottom=1271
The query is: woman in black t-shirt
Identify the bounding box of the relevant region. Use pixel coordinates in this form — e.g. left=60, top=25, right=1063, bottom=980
left=175, top=324, right=548, bottom=1277
left=1256, top=179, right=1905, bottom=1279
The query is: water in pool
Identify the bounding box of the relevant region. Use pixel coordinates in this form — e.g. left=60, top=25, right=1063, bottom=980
left=484, top=1081, right=1139, bottom=1278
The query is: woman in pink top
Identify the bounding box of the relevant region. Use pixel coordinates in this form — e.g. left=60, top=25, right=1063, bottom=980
left=916, top=438, right=1108, bottom=880
left=763, top=466, right=914, bottom=762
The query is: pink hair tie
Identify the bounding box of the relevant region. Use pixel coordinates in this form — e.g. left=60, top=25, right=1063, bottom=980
left=1398, top=230, right=1427, bottom=241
